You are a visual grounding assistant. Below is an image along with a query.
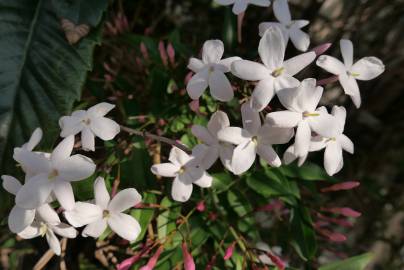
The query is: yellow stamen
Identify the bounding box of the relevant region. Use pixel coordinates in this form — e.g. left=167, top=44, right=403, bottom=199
left=40, top=223, right=47, bottom=237
left=271, top=67, right=284, bottom=77
left=103, top=210, right=110, bottom=219
left=303, top=112, right=320, bottom=117
left=48, top=169, right=59, bottom=180
left=178, top=167, right=185, bottom=175
left=252, top=136, right=258, bottom=145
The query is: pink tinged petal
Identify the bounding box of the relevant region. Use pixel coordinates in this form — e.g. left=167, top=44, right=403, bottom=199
left=202, top=40, right=224, bottom=63
left=108, top=188, right=142, bottom=213
left=53, top=180, right=75, bottom=211
left=241, top=103, right=261, bottom=135
left=94, top=177, right=110, bottom=209
left=259, top=26, right=285, bottom=70
left=266, top=111, right=302, bottom=128
left=232, top=0, right=248, bottom=14
left=232, top=140, right=257, bottom=175
left=8, top=206, right=35, bottom=233
left=57, top=154, right=95, bottom=182
left=207, top=111, right=230, bottom=136
left=52, top=223, right=78, bottom=238
left=283, top=52, right=316, bottom=76
left=208, top=70, right=234, bottom=101
left=257, top=144, right=281, bottom=167
left=351, top=57, right=385, bottom=80
left=218, top=127, right=251, bottom=145
left=171, top=175, right=193, bottom=202
left=186, top=69, right=209, bottom=100
left=289, top=27, right=310, bottom=52
left=187, top=58, right=205, bottom=73
left=81, top=128, right=95, bottom=151
left=273, top=0, right=291, bottom=24
left=324, top=142, right=343, bottom=176
left=218, top=57, right=242, bottom=72
left=312, top=43, right=332, bottom=56
left=182, top=242, right=196, bottom=270
left=107, top=213, right=141, bottom=242
left=294, top=120, right=311, bottom=157
left=169, top=147, right=192, bottom=166
left=316, top=55, right=346, bottom=75
left=259, top=125, right=294, bottom=145
left=198, top=146, right=219, bottom=170
left=1, top=175, right=21, bottom=195
left=251, top=77, right=275, bottom=111
left=59, top=115, right=84, bottom=137
left=337, top=134, right=354, bottom=154
left=82, top=218, right=108, bottom=238
left=13, top=150, right=51, bottom=175
left=18, top=223, right=41, bottom=239
left=273, top=75, right=300, bottom=92
left=151, top=163, right=179, bottom=178
left=340, top=39, right=353, bottom=68
left=25, top=128, right=43, bottom=151
left=219, top=143, right=235, bottom=171
left=193, top=171, right=213, bottom=188
left=64, top=202, right=103, bottom=227
left=51, top=135, right=74, bottom=164
left=231, top=60, right=269, bottom=81
left=258, top=22, right=283, bottom=37
left=37, top=204, right=61, bottom=225
left=46, top=229, right=61, bottom=256
left=90, top=117, right=120, bottom=140
left=87, top=102, right=115, bottom=117
left=16, top=174, right=52, bottom=209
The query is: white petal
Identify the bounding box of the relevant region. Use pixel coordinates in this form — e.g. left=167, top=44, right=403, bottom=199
left=251, top=77, right=275, bottom=111
left=87, top=102, right=115, bottom=117
left=273, top=75, right=300, bottom=92
left=207, top=111, right=230, bottom=136
left=188, top=58, right=205, bottom=73
left=8, top=206, right=35, bottom=233
left=331, top=105, right=346, bottom=133
left=351, top=57, right=385, bottom=81
left=186, top=69, right=209, bottom=100
left=265, top=111, right=302, bottom=128
left=64, top=202, right=103, bottom=228
left=202, top=40, right=224, bottom=63
left=258, top=22, right=283, bottom=37
left=56, top=154, right=96, bottom=182
left=309, top=136, right=327, bottom=152
left=13, top=150, right=51, bottom=175
left=51, top=135, right=74, bottom=165
left=294, top=20, right=310, bottom=28
left=324, top=142, right=343, bottom=176
left=1, top=175, right=21, bottom=195
left=232, top=0, right=248, bottom=14
left=37, top=204, right=61, bottom=225
left=259, top=26, right=285, bottom=70
left=169, top=147, right=192, bottom=166
left=52, top=223, right=78, bottom=238
left=283, top=52, right=315, bottom=76
left=289, top=27, right=310, bottom=52
left=241, top=102, right=261, bottom=135
left=25, top=128, right=43, bottom=151
left=338, top=72, right=360, bottom=97
left=216, top=0, right=235, bottom=5
left=299, top=79, right=323, bottom=112
left=307, top=109, right=340, bottom=138
left=337, top=134, right=354, bottom=154
left=273, top=0, right=291, bottom=24
left=219, top=143, right=235, bottom=172
left=294, top=120, right=311, bottom=157
left=198, top=145, right=219, bottom=170
left=108, top=213, right=141, bottom=242
left=257, top=144, right=281, bottom=167
left=81, top=128, right=95, bottom=151
left=232, top=140, right=257, bottom=175
left=218, top=57, right=242, bottom=72
left=249, top=0, right=271, bottom=7
left=218, top=127, right=251, bottom=145
left=348, top=88, right=362, bottom=108
left=16, top=174, right=52, bottom=209
left=209, top=70, right=234, bottom=101
left=53, top=180, right=75, bottom=211
left=59, top=115, right=84, bottom=137
left=193, top=171, right=213, bottom=188
left=258, top=125, right=294, bottom=145
left=90, top=117, right=120, bottom=141
left=283, top=145, right=297, bottom=165
left=316, top=55, right=346, bottom=75
left=46, top=229, right=61, bottom=256
left=82, top=219, right=107, bottom=238
left=94, top=177, right=110, bottom=209
left=171, top=175, right=193, bottom=202
left=18, top=223, right=41, bottom=239
left=340, top=39, right=353, bottom=68
left=231, top=60, right=269, bottom=81
left=151, top=163, right=179, bottom=178
left=108, top=188, right=142, bottom=213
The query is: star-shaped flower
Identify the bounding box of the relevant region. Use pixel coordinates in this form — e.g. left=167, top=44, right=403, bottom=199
left=215, top=0, right=271, bottom=15
left=316, top=39, right=385, bottom=108
left=231, top=26, right=316, bottom=111
left=259, top=0, right=310, bottom=51
left=187, top=40, right=240, bottom=102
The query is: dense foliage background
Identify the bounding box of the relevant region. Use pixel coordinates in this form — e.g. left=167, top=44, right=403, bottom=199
left=0, top=0, right=403, bottom=269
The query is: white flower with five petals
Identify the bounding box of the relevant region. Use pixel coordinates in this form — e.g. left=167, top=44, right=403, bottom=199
left=259, top=0, right=310, bottom=51
left=215, top=0, right=271, bottom=15
left=316, top=39, right=385, bottom=108
left=218, top=103, right=294, bottom=175
left=187, top=40, right=240, bottom=102
left=59, top=102, right=120, bottom=151
left=64, top=177, right=142, bottom=242
left=231, top=26, right=316, bottom=111
left=151, top=147, right=213, bottom=202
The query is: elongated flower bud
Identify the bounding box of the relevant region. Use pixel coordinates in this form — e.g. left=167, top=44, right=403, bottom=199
left=182, top=242, right=195, bottom=270
left=321, top=207, right=361, bottom=218
left=159, top=41, right=168, bottom=67
left=312, top=43, right=332, bottom=56
left=266, top=252, right=286, bottom=270
left=167, top=43, right=176, bottom=66
left=139, top=246, right=164, bottom=270
left=223, top=242, right=236, bottom=260
left=321, top=181, right=360, bottom=192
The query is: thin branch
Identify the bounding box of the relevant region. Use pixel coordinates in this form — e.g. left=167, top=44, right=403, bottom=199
left=120, top=125, right=191, bottom=154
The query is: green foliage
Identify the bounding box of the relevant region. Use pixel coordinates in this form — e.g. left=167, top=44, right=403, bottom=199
left=290, top=206, right=317, bottom=261
left=52, top=0, right=108, bottom=26
left=319, top=253, right=373, bottom=270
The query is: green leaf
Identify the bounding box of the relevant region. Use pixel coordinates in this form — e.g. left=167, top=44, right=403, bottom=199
left=290, top=206, right=317, bottom=261
left=52, top=0, right=108, bottom=26
left=130, top=192, right=157, bottom=242
left=212, top=172, right=233, bottom=192
left=319, top=253, right=373, bottom=270
left=282, top=162, right=337, bottom=182
left=0, top=0, right=105, bottom=172
left=157, top=197, right=181, bottom=247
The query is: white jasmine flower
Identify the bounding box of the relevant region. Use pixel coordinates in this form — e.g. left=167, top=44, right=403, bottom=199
left=316, top=39, right=385, bottom=108
left=14, top=135, right=96, bottom=210
left=64, top=177, right=142, bottom=242
left=151, top=147, right=213, bottom=202
left=283, top=135, right=325, bottom=166
left=18, top=205, right=77, bottom=256
left=215, top=0, right=271, bottom=15
left=218, top=103, right=294, bottom=175
left=187, top=40, right=241, bottom=102
left=231, top=26, right=316, bottom=111
left=59, top=103, right=120, bottom=151
left=191, top=111, right=234, bottom=171
left=266, top=78, right=338, bottom=157
left=259, top=0, right=310, bottom=51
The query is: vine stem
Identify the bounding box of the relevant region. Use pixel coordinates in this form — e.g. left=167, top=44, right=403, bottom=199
left=120, top=125, right=191, bottom=154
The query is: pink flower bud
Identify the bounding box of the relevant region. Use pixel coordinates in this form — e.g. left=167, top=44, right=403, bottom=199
left=196, top=200, right=205, bottom=212
left=189, top=100, right=200, bottom=114
left=117, top=246, right=151, bottom=270
left=223, top=242, right=236, bottom=260
left=316, top=227, right=347, bottom=243
left=185, top=72, right=193, bottom=84
left=321, top=181, right=360, bottom=192
left=140, top=42, right=149, bottom=61
left=321, top=207, right=361, bottom=218
left=182, top=242, right=195, bottom=270
left=166, top=43, right=176, bottom=66
left=317, top=213, right=353, bottom=227
left=316, top=75, right=339, bottom=86
left=158, top=41, right=168, bottom=67
left=266, top=252, right=286, bottom=270
left=311, top=43, right=332, bottom=56
left=139, top=246, right=164, bottom=270
left=205, top=255, right=217, bottom=270
left=237, top=12, right=245, bottom=43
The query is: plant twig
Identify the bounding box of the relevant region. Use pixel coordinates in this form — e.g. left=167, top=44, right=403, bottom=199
left=33, top=249, right=55, bottom=270
left=120, top=125, right=191, bottom=154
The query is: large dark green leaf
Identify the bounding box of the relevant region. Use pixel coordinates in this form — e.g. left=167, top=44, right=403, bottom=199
left=319, top=253, right=373, bottom=270
left=0, top=0, right=105, bottom=171
left=52, top=0, right=108, bottom=26
left=290, top=206, right=317, bottom=261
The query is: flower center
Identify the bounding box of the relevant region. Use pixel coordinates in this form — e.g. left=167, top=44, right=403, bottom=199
left=40, top=222, right=48, bottom=237
left=347, top=71, right=360, bottom=77
left=326, top=137, right=336, bottom=143
left=285, top=22, right=294, bottom=29
left=48, top=169, right=59, bottom=180
left=303, top=111, right=320, bottom=118
left=178, top=166, right=185, bottom=175
left=103, top=210, right=110, bottom=219
left=252, top=136, right=258, bottom=145
left=208, top=66, right=215, bottom=74
left=271, top=67, right=284, bottom=77
left=82, top=118, right=91, bottom=125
